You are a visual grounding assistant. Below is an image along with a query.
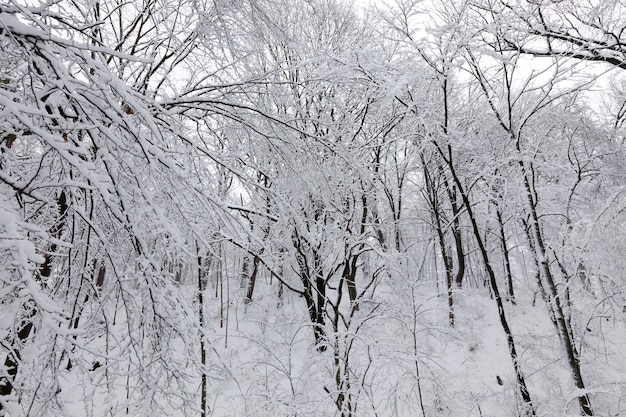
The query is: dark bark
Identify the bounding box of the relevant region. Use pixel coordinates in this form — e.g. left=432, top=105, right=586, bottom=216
left=521, top=168, right=593, bottom=415
left=198, top=252, right=208, bottom=417
left=1, top=192, right=67, bottom=409
left=422, top=157, right=455, bottom=326
left=435, top=210, right=455, bottom=327
left=343, top=258, right=358, bottom=309
left=0, top=308, right=35, bottom=406
left=437, top=146, right=536, bottom=415
left=245, top=255, right=261, bottom=304
left=451, top=212, right=465, bottom=288
left=496, top=209, right=516, bottom=304
left=442, top=71, right=465, bottom=288
left=293, top=232, right=327, bottom=351
left=66, top=260, right=106, bottom=370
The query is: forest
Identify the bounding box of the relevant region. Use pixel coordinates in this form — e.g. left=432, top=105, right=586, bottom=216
left=1, top=0, right=625, bottom=416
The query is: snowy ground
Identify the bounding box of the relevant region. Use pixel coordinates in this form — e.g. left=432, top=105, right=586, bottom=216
left=12, top=260, right=626, bottom=417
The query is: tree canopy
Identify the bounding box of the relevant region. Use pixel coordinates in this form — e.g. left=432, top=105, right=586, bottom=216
left=1, top=0, right=626, bottom=416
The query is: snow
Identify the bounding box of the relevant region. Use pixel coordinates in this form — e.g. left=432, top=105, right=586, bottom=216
left=2, top=0, right=626, bottom=416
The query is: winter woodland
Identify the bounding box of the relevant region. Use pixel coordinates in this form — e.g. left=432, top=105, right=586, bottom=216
left=1, top=0, right=626, bottom=415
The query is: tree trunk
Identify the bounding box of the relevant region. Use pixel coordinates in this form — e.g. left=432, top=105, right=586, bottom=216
left=293, top=232, right=327, bottom=351
left=423, top=158, right=455, bottom=326
left=245, top=255, right=261, bottom=304
left=496, top=208, right=515, bottom=304
left=440, top=149, right=536, bottom=415
left=197, top=251, right=208, bottom=417
left=1, top=192, right=67, bottom=409
left=521, top=167, right=593, bottom=415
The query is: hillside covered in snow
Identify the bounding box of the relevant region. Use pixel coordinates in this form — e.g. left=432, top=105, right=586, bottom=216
left=1, top=0, right=626, bottom=415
